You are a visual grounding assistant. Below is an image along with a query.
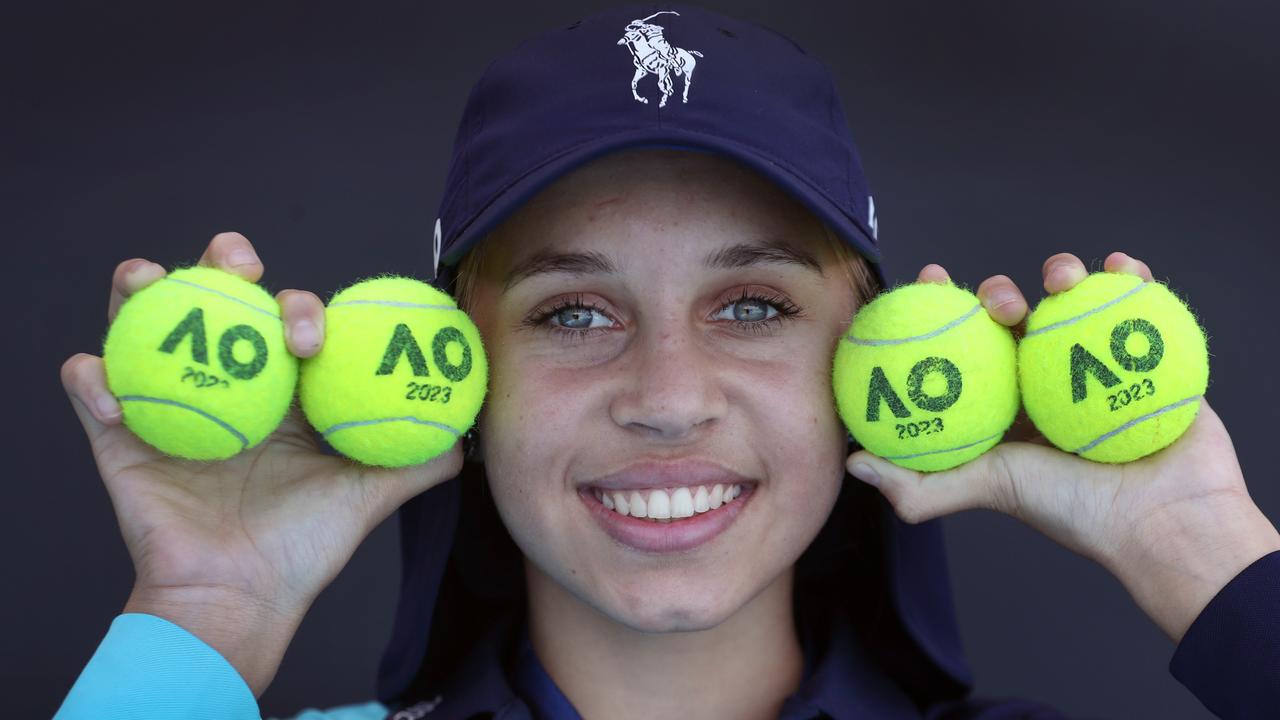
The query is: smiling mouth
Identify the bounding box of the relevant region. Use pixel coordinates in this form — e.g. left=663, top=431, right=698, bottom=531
left=588, top=483, right=748, bottom=522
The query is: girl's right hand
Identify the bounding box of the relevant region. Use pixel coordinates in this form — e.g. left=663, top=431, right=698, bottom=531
left=61, top=232, right=464, bottom=696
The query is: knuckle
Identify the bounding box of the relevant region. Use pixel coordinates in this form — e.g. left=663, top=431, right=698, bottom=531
left=112, top=258, right=144, bottom=284
left=879, top=484, right=922, bottom=524
left=278, top=290, right=324, bottom=320
left=985, top=449, right=1022, bottom=516
left=211, top=230, right=247, bottom=245
left=278, top=288, right=321, bottom=306
left=60, top=353, right=96, bottom=391
left=896, top=500, right=929, bottom=525
left=1042, top=252, right=1076, bottom=270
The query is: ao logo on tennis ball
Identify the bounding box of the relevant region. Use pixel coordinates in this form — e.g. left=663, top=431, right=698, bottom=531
left=1066, top=318, right=1162, bottom=403
left=1018, top=272, right=1209, bottom=463
left=159, top=306, right=270, bottom=382
left=832, top=281, right=1019, bottom=473
left=864, top=356, right=962, bottom=421
left=375, top=322, right=473, bottom=383
left=299, top=275, right=489, bottom=468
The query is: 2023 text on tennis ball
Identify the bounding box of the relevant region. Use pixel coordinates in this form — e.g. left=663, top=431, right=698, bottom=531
left=298, top=276, right=488, bottom=469
left=1017, top=272, right=1208, bottom=463
left=376, top=321, right=474, bottom=404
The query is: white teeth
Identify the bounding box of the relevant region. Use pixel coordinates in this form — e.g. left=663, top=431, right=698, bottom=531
left=628, top=491, right=647, bottom=518
left=693, top=486, right=709, bottom=513
left=671, top=487, right=695, bottom=518
left=646, top=489, right=671, bottom=519
left=596, top=482, right=748, bottom=521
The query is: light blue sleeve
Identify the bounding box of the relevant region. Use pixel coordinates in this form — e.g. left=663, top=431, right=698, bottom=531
left=54, top=613, right=389, bottom=720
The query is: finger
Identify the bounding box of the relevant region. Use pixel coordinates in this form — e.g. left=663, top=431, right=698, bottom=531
left=108, top=259, right=167, bottom=322
left=349, top=442, right=466, bottom=531
left=198, top=232, right=263, bottom=282
left=1042, top=252, right=1089, bottom=294
left=916, top=263, right=951, bottom=285
left=976, top=274, right=1027, bottom=327
left=1102, top=251, right=1154, bottom=281
left=847, top=443, right=1107, bottom=562
left=60, top=353, right=122, bottom=433
left=846, top=442, right=1035, bottom=525
left=276, top=289, right=325, bottom=358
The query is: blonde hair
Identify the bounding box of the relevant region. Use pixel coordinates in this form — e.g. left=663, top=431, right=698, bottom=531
left=819, top=223, right=881, bottom=311
left=451, top=222, right=880, bottom=315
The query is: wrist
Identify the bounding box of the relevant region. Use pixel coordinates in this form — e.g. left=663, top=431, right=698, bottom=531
left=124, top=584, right=306, bottom=697
left=1102, top=491, right=1280, bottom=645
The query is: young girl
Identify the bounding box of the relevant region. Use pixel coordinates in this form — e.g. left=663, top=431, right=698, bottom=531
left=56, top=5, right=1280, bottom=719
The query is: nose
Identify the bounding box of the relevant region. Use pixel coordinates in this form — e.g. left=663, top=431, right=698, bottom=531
left=609, top=322, right=728, bottom=440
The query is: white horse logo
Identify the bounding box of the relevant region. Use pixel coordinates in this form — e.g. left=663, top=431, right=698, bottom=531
left=616, top=11, right=704, bottom=108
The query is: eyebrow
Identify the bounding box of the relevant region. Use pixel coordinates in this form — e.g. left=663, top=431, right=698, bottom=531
left=503, top=238, right=824, bottom=292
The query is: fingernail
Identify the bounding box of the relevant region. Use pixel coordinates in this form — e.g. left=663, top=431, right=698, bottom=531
left=228, top=248, right=259, bottom=267
left=94, top=393, right=121, bottom=421
left=289, top=319, right=319, bottom=352
left=986, top=290, right=1017, bottom=311
left=851, top=463, right=880, bottom=487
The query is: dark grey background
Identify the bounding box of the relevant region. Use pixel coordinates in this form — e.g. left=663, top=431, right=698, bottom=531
left=7, top=1, right=1278, bottom=718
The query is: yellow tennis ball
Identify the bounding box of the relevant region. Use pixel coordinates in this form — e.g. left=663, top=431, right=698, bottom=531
left=103, top=266, right=298, bottom=460
left=299, top=276, right=488, bottom=468
left=832, top=281, right=1020, bottom=472
left=1018, top=271, right=1208, bottom=463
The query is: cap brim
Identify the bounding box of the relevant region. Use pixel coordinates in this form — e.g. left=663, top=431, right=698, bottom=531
left=440, top=128, right=884, bottom=287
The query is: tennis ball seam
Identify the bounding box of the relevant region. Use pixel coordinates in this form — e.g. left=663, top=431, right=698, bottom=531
left=164, top=276, right=280, bottom=318
left=328, top=299, right=466, bottom=312
left=847, top=302, right=982, bottom=346
left=1072, top=393, right=1201, bottom=455
left=879, top=427, right=1005, bottom=461
left=117, top=394, right=250, bottom=449
left=320, top=416, right=463, bottom=438
left=1023, top=280, right=1147, bottom=338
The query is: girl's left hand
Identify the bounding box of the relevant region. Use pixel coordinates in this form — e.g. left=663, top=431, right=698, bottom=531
left=845, top=251, right=1280, bottom=644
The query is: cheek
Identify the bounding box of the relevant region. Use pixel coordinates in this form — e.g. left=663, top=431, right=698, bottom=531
left=749, top=345, right=847, bottom=451
left=477, top=354, right=592, bottom=538
left=484, top=351, right=594, bottom=460
left=748, top=347, right=848, bottom=517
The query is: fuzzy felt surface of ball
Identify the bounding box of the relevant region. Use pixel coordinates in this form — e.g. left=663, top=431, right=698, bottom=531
left=1018, top=271, right=1208, bottom=462
left=103, top=266, right=298, bottom=460
left=300, top=276, right=488, bottom=467
left=832, top=281, right=1020, bottom=472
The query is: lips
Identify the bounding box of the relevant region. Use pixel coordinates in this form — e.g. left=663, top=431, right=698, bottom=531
left=590, top=483, right=743, bottom=520
left=583, top=459, right=753, bottom=492
left=578, top=459, right=757, bottom=553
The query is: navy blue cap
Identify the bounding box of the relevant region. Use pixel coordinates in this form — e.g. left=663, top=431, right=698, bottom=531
left=429, top=2, right=883, bottom=288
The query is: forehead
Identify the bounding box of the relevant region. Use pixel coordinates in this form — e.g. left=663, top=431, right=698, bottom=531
left=483, top=147, right=829, bottom=267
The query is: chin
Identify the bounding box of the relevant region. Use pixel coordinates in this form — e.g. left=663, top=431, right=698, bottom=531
left=605, top=594, right=737, bottom=634
left=591, top=567, right=752, bottom=634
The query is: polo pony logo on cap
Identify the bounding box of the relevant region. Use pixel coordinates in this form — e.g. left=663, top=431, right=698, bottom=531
left=616, top=11, right=704, bottom=108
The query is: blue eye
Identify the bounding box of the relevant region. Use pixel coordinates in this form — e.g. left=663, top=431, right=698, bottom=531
left=524, top=290, right=804, bottom=342
left=550, top=304, right=611, bottom=331
left=716, top=289, right=804, bottom=336
left=715, top=295, right=773, bottom=323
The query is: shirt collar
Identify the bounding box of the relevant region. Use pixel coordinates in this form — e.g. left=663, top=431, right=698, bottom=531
left=508, top=610, right=922, bottom=720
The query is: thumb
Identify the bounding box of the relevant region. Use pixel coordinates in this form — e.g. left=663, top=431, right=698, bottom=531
left=60, top=353, right=120, bottom=445
left=846, top=440, right=1065, bottom=526
left=346, top=442, right=466, bottom=526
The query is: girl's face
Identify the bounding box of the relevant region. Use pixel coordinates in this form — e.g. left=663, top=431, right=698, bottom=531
left=466, top=148, right=860, bottom=633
